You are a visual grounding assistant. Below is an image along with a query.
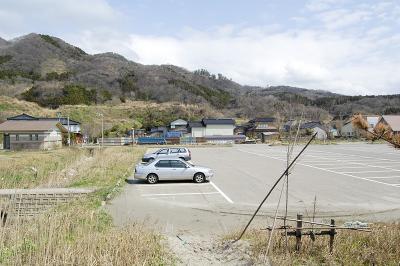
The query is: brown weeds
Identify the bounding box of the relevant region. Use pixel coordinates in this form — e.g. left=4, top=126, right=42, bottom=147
left=0, top=200, right=173, bottom=265
left=228, top=223, right=400, bottom=265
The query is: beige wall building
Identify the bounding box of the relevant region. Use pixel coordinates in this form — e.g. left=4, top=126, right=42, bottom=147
left=0, top=120, right=67, bottom=150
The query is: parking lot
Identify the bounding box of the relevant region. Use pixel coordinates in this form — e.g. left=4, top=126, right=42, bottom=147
left=108, top=143, right=400, bottom=236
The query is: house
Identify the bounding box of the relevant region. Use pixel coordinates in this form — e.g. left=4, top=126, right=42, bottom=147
left=7, top=113, right=81, bottom=133
left=149, top=126, right=167, bottom=137
left=245, top=117, right=278, bottom=139
left=340, top=120, right=360, bottom=138
left=300, top=121, right=327, bottom=140
left=188, top=119, right=235, bottom=137
left=234, top=125, right=246, bottom=135
left=169, top=119, right=188, bottom=132
left=282, top=119, right=299, bottom=132
left=375, top=115, right=400, bottom=136
left=0, top=120, right=67, bottom=150
left=366, top=116, right=380, bottom=131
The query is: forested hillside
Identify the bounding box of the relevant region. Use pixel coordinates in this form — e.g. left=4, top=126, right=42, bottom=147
left=0, top=33, right=399, bottom=122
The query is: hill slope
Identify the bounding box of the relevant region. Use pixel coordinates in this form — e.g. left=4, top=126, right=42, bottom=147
left=0, top=33, right=399, bottom=120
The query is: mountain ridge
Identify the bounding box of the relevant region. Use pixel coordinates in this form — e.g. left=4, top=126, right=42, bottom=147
left=0, top=33, right=399, bottom=120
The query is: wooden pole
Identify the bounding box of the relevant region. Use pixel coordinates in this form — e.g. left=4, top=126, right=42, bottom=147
left=329, top=219, right=335, bottom=254
left=296, top=214, right=303, bottom=251
left=234, top=133, right=317, bottom=242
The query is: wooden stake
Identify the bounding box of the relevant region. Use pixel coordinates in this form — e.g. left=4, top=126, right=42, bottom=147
left=329, top=219, right=335, bottom=254
left=296, top=214, right=303, bottom=251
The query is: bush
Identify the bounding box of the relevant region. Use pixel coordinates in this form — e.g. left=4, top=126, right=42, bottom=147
left=168, top=79, right=231, bottom=108
left=0, top=55, right=12, bottom=64
left=39, top=34, right=61, bottom=48
left=62, top=85, right=97, bottom=105
left=45, top=71, right=70, bottom=81
left=22, top=84, right=97, bottom=107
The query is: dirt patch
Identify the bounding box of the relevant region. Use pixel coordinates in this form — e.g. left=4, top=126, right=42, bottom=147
left=167, top=234, right=267, bottom=265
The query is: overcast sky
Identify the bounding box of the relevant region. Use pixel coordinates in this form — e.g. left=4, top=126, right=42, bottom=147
left=1, top=0, right=399, bottom=95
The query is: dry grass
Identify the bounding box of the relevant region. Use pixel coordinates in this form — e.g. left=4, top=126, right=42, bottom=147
left=0, top=147, right=174, bottom=265
left=0, top=199, right=174, bottom=265
left=227, top=223, right=400, bottom=265
left=0, top=146, right=145, bottom=191
left=0, top=148, right=88, bottom=189
left=352, top=114, right=369, bottom=131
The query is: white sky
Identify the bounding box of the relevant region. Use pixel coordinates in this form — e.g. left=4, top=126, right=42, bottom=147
left=0, top=0, right=399, bottom=95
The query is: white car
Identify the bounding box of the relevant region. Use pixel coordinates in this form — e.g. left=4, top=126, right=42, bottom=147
left=134, top=158, right=213, bottom=184
left=142, top=147, right=191, bottom=162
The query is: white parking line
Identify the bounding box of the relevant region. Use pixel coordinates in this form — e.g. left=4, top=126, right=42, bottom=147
left=339, top=170, right=396, bottom=174
left=210, top=181, right=234, bottom=204
left=324, top=166, right=370, bottom=170
left=237, top=148, right=400, bottom=188
left=142, top=192, right=220, bottom=197
left=366, top=176, right=400, bottom=179
left=135, top=183, right=209, bottom=187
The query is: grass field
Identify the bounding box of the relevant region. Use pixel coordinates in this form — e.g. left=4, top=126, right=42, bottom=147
left=0, top=146, right=175, bottom=265
left=226, top=223, right=400, bottom=265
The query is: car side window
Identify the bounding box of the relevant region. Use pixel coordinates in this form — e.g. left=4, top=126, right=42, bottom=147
left=170, top=160, right=187, bottom=168
left=170, top=148, right=179, bottom=153
left=155, top=160, right=170, bottom=168
left=157, top=149, right=168, bottom=154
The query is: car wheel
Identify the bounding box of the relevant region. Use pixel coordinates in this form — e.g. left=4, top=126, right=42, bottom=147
left=193, top=172, right=205, bottom=183
left=147, top=173, right=158, bottom=184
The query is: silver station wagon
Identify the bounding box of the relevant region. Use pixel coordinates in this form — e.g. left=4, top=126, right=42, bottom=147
left=134, top=158, right=213, bottom=184
left=142, top=147, right=191, bottom=162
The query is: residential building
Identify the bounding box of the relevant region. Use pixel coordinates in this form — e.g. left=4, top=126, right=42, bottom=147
left=300, top=121, right=328, bottom=140
left=7, top=113, right=81, bottom=133
left=169, top=119, right=188, bottom=132
left=187, top=119, right=235, bottom=137
left=340, top=120, right=360, bottom=138
left=0, top=120, right=67, bottom=150
left=375, top=115, right=400, bottom=136
left=245, top=117, right=278, bottom=139
left=366, top=116, right=380, bottom=131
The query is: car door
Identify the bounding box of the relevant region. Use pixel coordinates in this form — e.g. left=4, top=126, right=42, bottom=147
left=169, top=160, right=191, bottom=180
left=169, top=148, right=180, bottom=158
left=154, top=160, right=172, bottom=180
left=156, top=148, right=169, bottom=159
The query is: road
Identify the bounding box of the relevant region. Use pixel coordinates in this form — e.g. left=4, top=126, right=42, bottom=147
left=107, top=143, right=400, bottom=264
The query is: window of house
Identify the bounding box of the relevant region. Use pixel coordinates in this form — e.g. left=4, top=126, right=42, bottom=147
left=29, top=134, right=33, bottom=141
left=34, top=134, right=39, bottom=141
left=15, top=134, right=19, bottom=141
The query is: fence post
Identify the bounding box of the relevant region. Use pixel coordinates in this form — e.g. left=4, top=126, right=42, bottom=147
left=296, top=214, right=303, bottom=251
left=329, top=219, right=335, bottom=253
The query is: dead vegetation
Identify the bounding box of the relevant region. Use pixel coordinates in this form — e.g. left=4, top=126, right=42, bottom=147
left=0, top=199, right=174, bottom=265
left=226, top=222, right=400, bottom=265
left=0, top=146, right=175, bottom=265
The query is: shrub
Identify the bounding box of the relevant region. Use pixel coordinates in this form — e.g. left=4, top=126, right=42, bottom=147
left=39, top=34, right=61, bottom=48
left=0, top=55, right=12, bottom=64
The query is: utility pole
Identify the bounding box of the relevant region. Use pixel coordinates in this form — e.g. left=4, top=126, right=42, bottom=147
left=132, top=128, right=135, bottom=147
left=101, top=114, right=104, bottom=148
left=97, top=113, right=104, bottom=148
left=67, top=116, right=71, bottom=147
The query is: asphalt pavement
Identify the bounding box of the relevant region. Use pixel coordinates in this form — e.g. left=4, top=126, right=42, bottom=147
left=107, top=143, right=400, bottom=237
